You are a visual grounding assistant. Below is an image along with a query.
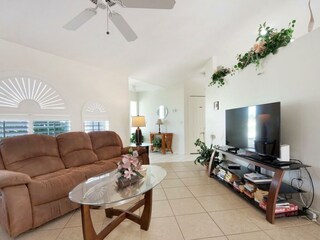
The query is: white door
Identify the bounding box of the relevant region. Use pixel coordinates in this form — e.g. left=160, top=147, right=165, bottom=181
left=188, top=96, right=205, bottom=154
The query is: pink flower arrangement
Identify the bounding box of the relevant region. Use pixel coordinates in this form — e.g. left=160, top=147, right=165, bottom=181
left=252, top=41, right=266, bottom=54
left=117, top=149, right=142, bottom=180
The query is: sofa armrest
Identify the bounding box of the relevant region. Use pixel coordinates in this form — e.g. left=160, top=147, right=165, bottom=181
left=0, top=170, right=31, bottom=188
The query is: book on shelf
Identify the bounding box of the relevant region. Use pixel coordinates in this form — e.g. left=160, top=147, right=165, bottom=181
left=243, top=182, right=256, bottom=198
left=259, top=201, right=298, bottom=214
left=217, top=169, right=226, bottom=180
left=244, top=172, right=272, bottom=183
left=225, top=172, right=239, bottom=183
left=244, top=182, right=256, bottom=192
left=243, top=190, right=254, bottom=198
left=263, top=195, right=287, bottom=203
left=233, top=180, right=245, bottom=192
left=253, top=188, right=269, bottom=203
left=276, top=202, right=291, bottom=207
left=276, top=211, right=299, bottom=218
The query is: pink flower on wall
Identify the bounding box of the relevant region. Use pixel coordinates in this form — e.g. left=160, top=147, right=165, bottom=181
left=253, top=41, right=266, bottom=54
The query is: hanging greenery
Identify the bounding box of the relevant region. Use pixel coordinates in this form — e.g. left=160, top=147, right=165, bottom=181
left=209, top=66, right=231, bottom=87
left=234, top=20, right=296, bottom=70
left=209, top=20, right=296, bottom=88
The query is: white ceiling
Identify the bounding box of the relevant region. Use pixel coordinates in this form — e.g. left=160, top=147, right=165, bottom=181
left=0, top=0, right=319, bottom=90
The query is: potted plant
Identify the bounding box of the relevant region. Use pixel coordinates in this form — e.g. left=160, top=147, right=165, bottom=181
left=152, top=138, right=162, bottom=151
left=194, top=139, right=214, bottom=166
left=130, top=133, right=144, bottom=144
left=194, top=139, right=221, bottom=172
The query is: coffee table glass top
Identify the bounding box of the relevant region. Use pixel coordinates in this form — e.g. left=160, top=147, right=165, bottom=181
left=69, top=165, right=166, bottom=207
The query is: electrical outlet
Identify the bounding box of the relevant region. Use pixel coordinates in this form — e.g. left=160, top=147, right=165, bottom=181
left=306, top=209, right=318, bottom=221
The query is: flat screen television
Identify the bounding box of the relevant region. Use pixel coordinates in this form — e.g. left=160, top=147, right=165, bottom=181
left=226, top=102, right=280, bottom=160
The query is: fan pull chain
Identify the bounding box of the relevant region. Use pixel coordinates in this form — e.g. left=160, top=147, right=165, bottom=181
left=106, top=7, right=110, bottom=35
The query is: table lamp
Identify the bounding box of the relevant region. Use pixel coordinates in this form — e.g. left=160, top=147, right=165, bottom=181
left=132, top=116, right=146, bottom=145
left=156, top=118, right=163, bottom=134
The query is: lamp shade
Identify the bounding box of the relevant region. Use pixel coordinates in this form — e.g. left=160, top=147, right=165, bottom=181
left=156, top=119, right=163, bottom=125
left=132, top=116, right=146, bottom=127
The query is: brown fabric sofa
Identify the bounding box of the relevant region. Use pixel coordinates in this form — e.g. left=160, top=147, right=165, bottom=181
left=0, top=131, right=149, bottom=237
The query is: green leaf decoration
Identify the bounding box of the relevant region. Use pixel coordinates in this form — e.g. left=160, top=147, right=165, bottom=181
left=209, top=20, right=296, bottom=88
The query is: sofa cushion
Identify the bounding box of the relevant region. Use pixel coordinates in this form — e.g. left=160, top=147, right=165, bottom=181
left=97, top=156, right=122, bottom=167
left=56, top=132, right=98, bottom=168
left=89, top=131, right=123, bottom=160
left=0, top=135, right=65, bottom=177
left=71, top=160, right=117, bottom=179
left=28, top=169, right=85, bottom=206
left=32, top=197, right=79, bottom=228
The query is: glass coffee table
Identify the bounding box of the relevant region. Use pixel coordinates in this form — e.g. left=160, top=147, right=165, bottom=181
left=69, top=165, right=166, bottom=240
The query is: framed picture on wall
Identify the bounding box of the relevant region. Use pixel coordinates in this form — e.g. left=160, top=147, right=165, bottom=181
left=213, top=101, right=219, bottom=110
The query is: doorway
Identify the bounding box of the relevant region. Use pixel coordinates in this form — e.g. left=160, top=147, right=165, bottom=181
left=188, top=96, right=205, bottom=154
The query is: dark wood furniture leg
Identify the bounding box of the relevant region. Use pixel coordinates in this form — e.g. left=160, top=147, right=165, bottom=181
left=81, top=189, right=153, bottom=240
left=140, top=189, right=152, bottom=230
left=266, top=169, right=285, bottom=223
left=161, top=134, right=166, bottom=154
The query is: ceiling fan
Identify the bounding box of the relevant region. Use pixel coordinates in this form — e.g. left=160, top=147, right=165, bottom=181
left=63, top=0, right=176, bottom=42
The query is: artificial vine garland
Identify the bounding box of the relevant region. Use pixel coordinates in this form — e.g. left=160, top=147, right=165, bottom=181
left=209, top=66, right=231, bottom=88
left=209, top=20, right=296, bottom=87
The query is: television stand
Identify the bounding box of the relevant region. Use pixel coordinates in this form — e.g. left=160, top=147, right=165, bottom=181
left=227, top=147, right=239, bottom=154
left=208, top=148, right=310, bottom=224
left=248, top=154, right=276, bottom=162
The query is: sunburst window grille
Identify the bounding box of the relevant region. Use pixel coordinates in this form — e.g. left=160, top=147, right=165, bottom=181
left=0, top=77, right=66, bottom=109
left=85, top=102, right=106, bottom=113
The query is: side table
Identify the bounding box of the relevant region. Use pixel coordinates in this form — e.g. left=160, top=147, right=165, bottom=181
left=130, top=143, right=153, bottom=156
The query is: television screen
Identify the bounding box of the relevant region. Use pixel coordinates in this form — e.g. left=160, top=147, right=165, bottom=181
left=226, top=102, right=280, bottom=158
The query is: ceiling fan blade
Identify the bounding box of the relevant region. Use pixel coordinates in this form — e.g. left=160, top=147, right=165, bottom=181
left=109, top=12, right=138, bottom=42
left=120, top=0, right=176, bottom=9
left=63, top=8, right=97, bottom=30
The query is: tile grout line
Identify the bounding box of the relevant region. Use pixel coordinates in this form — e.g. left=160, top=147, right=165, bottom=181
left=185, top=172, right=227, bottom=239
left=173, top=163, right=228, bottom=239
left=162, top=181, right=187, bottom=240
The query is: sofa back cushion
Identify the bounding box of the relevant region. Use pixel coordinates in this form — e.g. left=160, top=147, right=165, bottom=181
left=89, top=131, right=123, bottom=160
left=56, top=132, right=98, bottom=168
left=0, top=152, right=4, bottom=170
left=0, top=135, right=65, bottom=177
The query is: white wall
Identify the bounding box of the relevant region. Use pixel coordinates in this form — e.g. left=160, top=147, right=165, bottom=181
left=138, top=84, right=185, bottom=154
left=0, top=39, right=130, bottom=143
left=205, top=28, right=320, bottom=212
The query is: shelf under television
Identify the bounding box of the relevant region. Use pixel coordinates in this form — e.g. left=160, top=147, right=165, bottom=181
left=211, top=174, right=304, bottom=219
left=209, top=148, right=311, bottom=224
left=217, top=160, right=304, bottom=194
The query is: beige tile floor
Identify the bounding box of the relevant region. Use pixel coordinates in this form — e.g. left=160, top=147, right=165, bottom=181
left=1, top=153, right=319, bottom=240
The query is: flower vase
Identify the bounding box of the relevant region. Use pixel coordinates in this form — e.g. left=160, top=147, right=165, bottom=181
left=117, top=175, right=141, bottom=188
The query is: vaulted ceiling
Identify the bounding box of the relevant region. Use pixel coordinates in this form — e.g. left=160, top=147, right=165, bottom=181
left=0, top=0, right=319, bottom=89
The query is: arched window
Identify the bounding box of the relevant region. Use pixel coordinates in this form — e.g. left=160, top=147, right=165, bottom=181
left=0, top=75, right=69, bottom=138
left=82, top=101, right=109, bottom=132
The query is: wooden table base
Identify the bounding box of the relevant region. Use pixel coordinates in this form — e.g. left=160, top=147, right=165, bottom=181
left=81, top=189, right=153, bottom=240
